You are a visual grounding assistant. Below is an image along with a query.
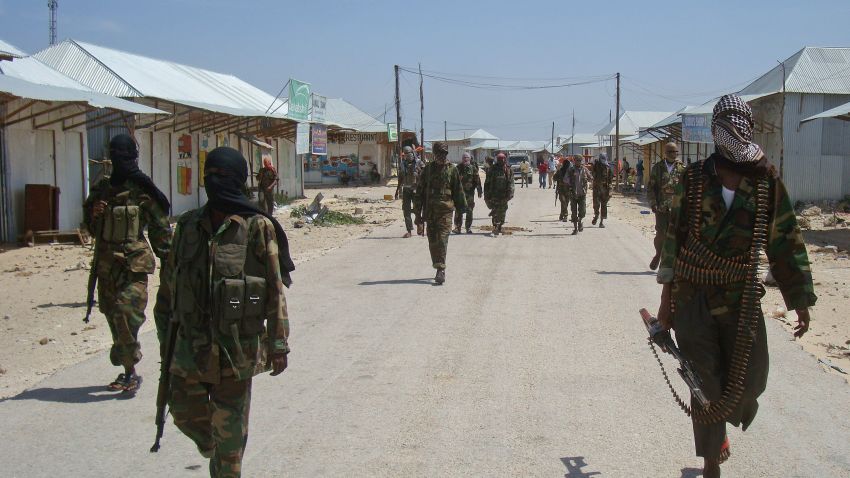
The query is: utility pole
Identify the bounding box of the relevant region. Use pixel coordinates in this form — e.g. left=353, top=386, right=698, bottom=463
left=419, top=63, right=424, bottom=149
left=551, top=121, right=555, bottom=158
left=615, top=72, right=621, bottom=190
left=394, top=65, right=402, bottom=166
left=571, top=109, right=575, bottom=155
left=444, top=120, right=447, bottom=141
left=48, top=0, right=58, bottom=45
left=778, top=60, right=786, bottom=180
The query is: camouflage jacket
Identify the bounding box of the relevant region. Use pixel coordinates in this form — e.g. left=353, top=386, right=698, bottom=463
left=648, top=159, right=685, bottom=212
left=567, top=164, right=591, bottom=198
left=256, top=167, right=278, bottom=191
left=414, top=161, right=467, bottom=217
left=658, top=155, right=817, bottom=315
left=483, top=165, right=514, bottom=202
left=553, top=163, right=571, bottom=194
left=458, top=162, right=482, bottom=196
left=83, top=178, right=172, bottom=274
left=162, top=206, right=290, bottom=383
left=398, top=158, right=422, bottom=190
left=591, top=161, right=614, bottom=191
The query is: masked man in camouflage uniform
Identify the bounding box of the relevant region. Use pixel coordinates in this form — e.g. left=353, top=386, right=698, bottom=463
left=483, top=153, right=514, bottom=236
left=656, top=95, right=816, bottom=478
left=648, top=142, right=686, bottom=270
left=83, top=134, right=171, bottom=393
left=158, top=147, right=294, bottom=478
left=413, top=142, right=466, bottom=285
left=453, top=152, right=482, bottom=234
left=255, top=158, right=278, bottom=215
left=553, top=159, right=571, bottom=222
left=591, top=153, right=614, bottom=228
left=567, top=156, right=591, bottom=235
left=395, top=146, right=422, bottom=238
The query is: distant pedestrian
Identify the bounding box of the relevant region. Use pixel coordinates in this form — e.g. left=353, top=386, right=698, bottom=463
left=648, top=142, right=685, bottom=270
left=621, top=157, right=631, bottom=190
left=256, top=157, right=278, bottom=215
left=635, top=157, right=644, bottom=193
left=547, top=156, right=556, bottom=188
left=395, top=146, right=423, bottom=238
left=553, top=159, right=571, bottom=222
left=484, top=153, right=514, bottom=236
left=567, top=156, right=591, bottom=234
left=537, top=160, right=549, bottom=188
left=591, top=153, right=613, bottom=228
left=520, top=158, right=530, bottom=188
left=453, top=152, right=482, bottom=234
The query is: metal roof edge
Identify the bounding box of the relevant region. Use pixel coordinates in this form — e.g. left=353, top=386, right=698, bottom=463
left=66, top=39, right=144, bottom=97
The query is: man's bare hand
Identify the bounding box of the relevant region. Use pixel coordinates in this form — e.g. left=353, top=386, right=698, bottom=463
left=92, top=200, right=108, bottom=218
left=269, top=353, right=288, bottom=376
left=793, top=309, right=811, bottom=338
left=657, top=283, right=673, bottom=330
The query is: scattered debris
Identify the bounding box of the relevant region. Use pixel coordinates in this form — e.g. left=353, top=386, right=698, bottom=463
left=801, top=206, right=822, bottom=217
left=353, top=207, right=364, bottom=215
left=771, top=305, right=787, bottom=319
left=818, top=358, right=848, bottom=374
left=38, top=337, right=50, bottom=345
left=293, top=220, right=305, bottom=229
left=797, top=216, right=811, bottom=229
left=815, top=245, right=839, bottom=254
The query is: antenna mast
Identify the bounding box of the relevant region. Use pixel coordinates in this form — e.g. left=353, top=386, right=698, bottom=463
left=48, top=0, right=58, bottom=45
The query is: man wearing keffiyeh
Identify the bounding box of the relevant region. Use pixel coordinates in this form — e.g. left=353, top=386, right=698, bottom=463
left=654, top=94, right=816, bottom=478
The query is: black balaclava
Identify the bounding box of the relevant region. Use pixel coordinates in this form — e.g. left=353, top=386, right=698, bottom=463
left=109, top=134, right=170, bottom=213
left=204, top=147, right=294, bottom=287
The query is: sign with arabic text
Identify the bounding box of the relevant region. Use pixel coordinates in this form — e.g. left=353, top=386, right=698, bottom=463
left=288, top=78, right=311, bottom=121
left=311, top=94, right=327, bottom=123
left=311, top=124, right=328, bottom=155
left=682, top=114, right=713, bottom=144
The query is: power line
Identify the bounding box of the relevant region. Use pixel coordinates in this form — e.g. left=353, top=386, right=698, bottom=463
left=399, top=66, right=615, bottom=82
left=398, top=66, right=615, bottom=90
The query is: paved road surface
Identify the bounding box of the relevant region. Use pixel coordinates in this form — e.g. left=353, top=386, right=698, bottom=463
left=1, top=185, right=848, bottom=477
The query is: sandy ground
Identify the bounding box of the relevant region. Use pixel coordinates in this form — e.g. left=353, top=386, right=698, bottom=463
left=0, top=184, right=401, bottom=399
left=614, top=190, right=850, bottom=381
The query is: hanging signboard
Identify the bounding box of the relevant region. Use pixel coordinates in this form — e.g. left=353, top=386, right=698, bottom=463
left=296, top=122, right=310, bottom=154
left=682, top=114, right=713, bottom=144
left=288, top=78, right=311, bottom=121
left=311, top=124, right=328, bottom=155
left=387, top=123, right=398, bottom=142
left=311, top=94, right=327, bottom=123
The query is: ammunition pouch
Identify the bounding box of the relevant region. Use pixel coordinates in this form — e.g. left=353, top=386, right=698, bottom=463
left=102, top=205, right=140, bottom=243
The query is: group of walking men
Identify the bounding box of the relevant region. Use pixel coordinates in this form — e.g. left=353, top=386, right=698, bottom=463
left=84, top=134, right=292, bottom=477
left=552, top=154, right=613, bottom=234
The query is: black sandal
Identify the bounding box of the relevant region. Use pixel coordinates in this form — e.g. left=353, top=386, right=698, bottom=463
left=107, top=373, right=128, bottom=391
left=122, top=373, right=142, bottom=393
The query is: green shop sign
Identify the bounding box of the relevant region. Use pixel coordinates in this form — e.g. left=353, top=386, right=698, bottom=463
left=288, top=78, right=311, bottom=121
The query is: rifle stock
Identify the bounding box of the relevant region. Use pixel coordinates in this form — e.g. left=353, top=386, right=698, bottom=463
left=150, top=319, right=179, bottom=453
left=83, top=215, right=103, bottom=324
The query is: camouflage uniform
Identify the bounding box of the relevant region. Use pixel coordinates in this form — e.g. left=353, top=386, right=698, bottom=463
left=649, top=158, right=685, bottom=261
left=413, top=161, right=466, bottom=269
left=161, top=207, right=290, bottom=478
left=453, top=162, right=482, bottom=232
left=658, top=155, right=816, bottom=462
left=483, top=163, right=514, bottom=230
left=255, top=167, right=278, bottom=215
left=591, top=161, right=613, bottom=223
left=567, top=162, right=591, bottom=229
left=83, top=178, right=171, bottom=369
left=397, top=156, right=421, bottom=233
left=553, top=162, right=571, bottom=221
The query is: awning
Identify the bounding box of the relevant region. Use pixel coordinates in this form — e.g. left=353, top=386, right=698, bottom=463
left=0, top=74, right=167, bottom=114
left=801, top=100, right=850, bottom=123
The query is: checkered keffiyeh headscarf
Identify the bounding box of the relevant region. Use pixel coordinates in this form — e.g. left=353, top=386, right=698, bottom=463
left=712, top=94, right=763, bottom=163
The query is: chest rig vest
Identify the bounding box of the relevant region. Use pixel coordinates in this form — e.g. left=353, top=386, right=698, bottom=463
left=488, top=168, right=509, bottom=198
left=172, top=211, right=269, bottom=364
left=425, top=164, right=454, bottom=204
left=101, top=189, right=141, bottom=244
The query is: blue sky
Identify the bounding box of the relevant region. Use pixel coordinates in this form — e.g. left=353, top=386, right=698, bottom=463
left=2, top=0, right=849, bottom=140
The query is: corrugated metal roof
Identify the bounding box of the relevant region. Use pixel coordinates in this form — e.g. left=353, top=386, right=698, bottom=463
left=34, top=39, right=289, bottom=118
left=0, top=74, right=166, bottom=114
left=324, top=98, right=386, bottom=132
left=429, top=128, right=498, bottom=142
left=801, top=99, right=850, bottom=122
left=0, top=56, right=93, bottom=90
left=0, top=39, right=26, bottom=58
left=739, top=47, right=850, bottom=96
left=595, top=111, right=673, bottom=136
left=556, top=133, right=598, bottom=145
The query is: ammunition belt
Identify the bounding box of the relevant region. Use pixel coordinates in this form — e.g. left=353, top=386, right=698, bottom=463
left=674, top=234, right=749, bottom=286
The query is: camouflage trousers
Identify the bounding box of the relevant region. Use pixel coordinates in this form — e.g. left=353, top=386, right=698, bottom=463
left=653, top=210, right=670, bottom=259
left=489, top=200, right=509, bottom=226
left=592, top=187, right=610, bottom=219
left=258, top=190, right=274, bottom=215
left=401, top=187, right=415, bottom=232
left=426, top=211, right=453, bottom=269
left=570, top=194, right=587, bottom=223
left=97, top=267, right=147, bottom=368
left=153, top=266, right=171, bottom=360
left=453, top=192, right=476, bottom=230
left=558, top=190, right=570, bottom=221
left=170, top=374, right=253, bottom=478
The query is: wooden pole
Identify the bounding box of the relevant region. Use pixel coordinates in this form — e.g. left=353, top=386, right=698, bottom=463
left=615, top=72, right=620, bottom=190
left=394, top=65, right=402, bottom=161
left=419, top=63, right=424, bottom=147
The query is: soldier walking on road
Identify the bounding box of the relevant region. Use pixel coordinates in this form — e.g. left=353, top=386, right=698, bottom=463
left=453, top=152, right=482, bottom=234
left=553, top=159, right=571, bottom=222
left=483, top=152, right=514, bottom=236
left=395, top=145, right=422, bottom=238
left=519, top=158, right=530, bottom=188
left=413, top=142, right=466, bottom=285
left=255, top=157, right=278, bottom=215
left=83, top=134, right=172, bottom=393
left=655, top=95, right=816, bottom=478
left=591, top=153, right=614, bottom=228
left=567, top=156, right=591, bottom=235
left=648, top=142, right=685, bottom=270
left=158, top=147, right=293, bottom=477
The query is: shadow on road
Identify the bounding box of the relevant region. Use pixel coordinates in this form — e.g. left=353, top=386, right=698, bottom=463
left=358, top=278, right=434, bottom=286
left=1, top=385, right=134, bottom=404
left=560, top=456, right=601, bottom=477
left=680, top=467, right=703, bottom=478
left=36, top=301, right=88, bottom=309
left=595, top=270, right=655, bottom=276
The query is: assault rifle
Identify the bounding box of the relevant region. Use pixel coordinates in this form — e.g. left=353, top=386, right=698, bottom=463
left=83, top=215, right=103, bottom=324
left=639, top=308, right=710, bottom=408
left=150, top=318, right=179, bottom=452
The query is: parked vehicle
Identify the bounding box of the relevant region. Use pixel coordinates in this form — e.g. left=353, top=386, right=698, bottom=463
left=508, top=154, right=533, bottom=184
